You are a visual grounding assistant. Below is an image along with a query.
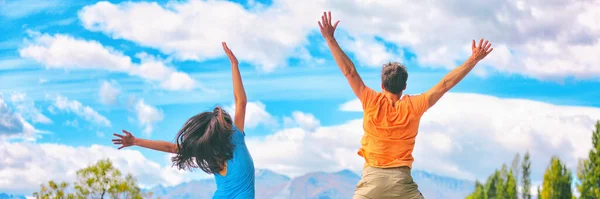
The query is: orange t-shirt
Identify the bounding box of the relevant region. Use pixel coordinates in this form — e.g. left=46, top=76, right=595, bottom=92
left=358, top=87, right=430, bottom=168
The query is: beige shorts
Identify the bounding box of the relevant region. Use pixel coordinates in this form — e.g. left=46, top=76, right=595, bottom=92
left=353, top=166, right=425, bottom=199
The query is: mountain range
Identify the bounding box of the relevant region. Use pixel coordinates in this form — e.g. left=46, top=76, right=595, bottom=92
left=147, top=169, right=474, bottom=199
left=1, top=169, right=474, bottom=199
left=0, top=193, right=26, bottom=199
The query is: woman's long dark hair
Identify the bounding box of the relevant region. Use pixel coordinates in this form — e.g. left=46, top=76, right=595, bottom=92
left=171, top=106, right=235, bottom=174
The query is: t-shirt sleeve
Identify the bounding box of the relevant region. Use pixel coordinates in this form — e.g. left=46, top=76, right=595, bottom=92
left=359, top=87, right=378, bottom=110
left=410, top=92, right=430, bottom=116
left=231, top=125, right=245, bottom=143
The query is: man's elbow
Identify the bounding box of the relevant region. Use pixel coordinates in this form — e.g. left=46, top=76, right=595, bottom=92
left=342, top=68, right=358, bottom=77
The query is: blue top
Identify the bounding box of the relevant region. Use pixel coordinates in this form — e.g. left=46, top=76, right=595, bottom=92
left=212, top=126, right=255, bottom=199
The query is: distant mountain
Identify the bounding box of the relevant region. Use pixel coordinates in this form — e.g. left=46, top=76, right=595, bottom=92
left=148, top=169, right=474, bottom=199
left=412, top=170, right=475, bottom=199
left=0, top=193, right=26, bottom=199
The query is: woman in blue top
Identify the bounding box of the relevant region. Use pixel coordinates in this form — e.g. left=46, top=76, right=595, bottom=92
left=112, top=42, right=255, bottom=199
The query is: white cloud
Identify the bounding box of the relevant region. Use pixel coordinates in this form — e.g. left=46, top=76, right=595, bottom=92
left=52, top=95, right=111, bottom=127
left=0, top=141, right=206, bottom=195
left=19, top=33, right=197, bottom=91
left=0, top=95, right=37, bottom=141
left=99, top=80, right=120, bottom=105
left=134, top=99, right=163, bottom=136
left=283, top=111, right=320, bottom=132
left=78, top=0, right=600, bottom=80
left=248, top=93, right=600, bottom=183
left=339, top=98, right=361, bottom=112
left=225, top=101, right=277, bottom=129
left=78, top=0, right=325, bottom=72
left=338, top=34, right=402, bottom=67
left=9, top=93, right=52, bottom=124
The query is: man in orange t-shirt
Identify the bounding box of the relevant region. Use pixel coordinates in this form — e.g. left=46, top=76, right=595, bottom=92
left=318, top=12, right=494, bottom=199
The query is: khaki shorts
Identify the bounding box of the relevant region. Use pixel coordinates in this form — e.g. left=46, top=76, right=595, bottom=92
left=353, top=166, right=425, bottom=199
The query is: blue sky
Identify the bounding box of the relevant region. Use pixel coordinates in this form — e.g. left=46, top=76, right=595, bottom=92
left=1, top=0, right=600, bottom=196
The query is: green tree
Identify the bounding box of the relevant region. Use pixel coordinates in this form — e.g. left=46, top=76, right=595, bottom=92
left=577, top=120, right=600, bottom=199
left=495, top=164, right=509, bottom=199
left=32, top=180, right=77, bottom=199
left=466, top=158, right=520, bottom=199
left=74, top=159, right=145, bottom=199
left=485, top=170, right=501, bottom=199
left=510, top=153, right=521, bottom=185
left=537, top=186, right=541, bottom=199
left=466, top=180, right=486, bottom=199
left=541, top=156, right=572, bottom=199
left=505, top=170, right=518, bottom=199
left=522, top=152, right=532, bottom=199
left=34, top=159, right=155, bottom=199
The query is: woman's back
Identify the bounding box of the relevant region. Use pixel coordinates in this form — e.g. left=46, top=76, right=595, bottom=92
left=213, top=126, right=255, bottom=199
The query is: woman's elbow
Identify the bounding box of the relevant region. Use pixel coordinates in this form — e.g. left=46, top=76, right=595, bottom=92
left=236, top=101, right=247, bottom=109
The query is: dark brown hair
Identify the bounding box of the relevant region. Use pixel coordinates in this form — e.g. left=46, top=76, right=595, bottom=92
left=171, top=106, right=234, bottom=174
left=381, top=62, right=408, bottom=94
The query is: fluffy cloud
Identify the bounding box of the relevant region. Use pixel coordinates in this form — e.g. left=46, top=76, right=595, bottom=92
left=283, top=111, right=320, bottom=132
left=19, top=33, right=197, bottom=91
left=0, top=95, right=37, bottom=140
left=9, top=93, right=52, bottom=124
left=3, top=93, right=598, bottom=195
left=248, top=92, right=600, bottom=184
left=0, top=141, right=206, bottom=195
left=134, top=99, right=163, bottom=136
left=78, top=0, right=600, bottom=80
left=225, top=101, right=277, bottom=129
left=99, top=81, right=120, bottom=105
left=51, top=95, right=111, bottom=127
left=78, top=0, right=324, bottom=72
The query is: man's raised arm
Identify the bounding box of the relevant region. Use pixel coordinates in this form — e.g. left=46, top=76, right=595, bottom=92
left=425, top=39, right=493, bottom=107
left=319, top=11, right=367, bottom=98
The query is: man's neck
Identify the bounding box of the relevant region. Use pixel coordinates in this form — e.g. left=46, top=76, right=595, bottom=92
left=383, top=91, right=403, bottom=102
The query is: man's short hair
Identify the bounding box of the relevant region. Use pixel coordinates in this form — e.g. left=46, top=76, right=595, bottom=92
left=381, top=62, right=408, bottom=94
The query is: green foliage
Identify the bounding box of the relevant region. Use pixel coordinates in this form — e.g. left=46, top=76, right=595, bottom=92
left=32, top=181, right=77, bottom=199
left=522, top=151, right=532, bottom=199
left=505, top=170, right=517, bottom=199
left=510, top=153, right=521, bottom=187
left=466, top=163, right=517, bottom=199
left=541, top=156, right=572, bottom=199
left=577, top=120, right=600, bottom=199
left=466, top=121, right=600, bottom=199
left=33, top=159, right=155, bottom=199
left=466, top=180, right=485, bottom=199
left=74, top=159, right=144, bottom=199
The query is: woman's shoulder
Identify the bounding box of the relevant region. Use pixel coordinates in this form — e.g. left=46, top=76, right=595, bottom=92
left=231, top=125, right=245, bottom=136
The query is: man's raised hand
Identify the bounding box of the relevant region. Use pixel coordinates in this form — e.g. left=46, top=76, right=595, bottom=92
left=222, top=42, right=238, bottom=66
left=318, top=11, right=340, bottom=40
left=112, top=130, right=136, bottom=150
left=471, top=39, right=494, bottom=61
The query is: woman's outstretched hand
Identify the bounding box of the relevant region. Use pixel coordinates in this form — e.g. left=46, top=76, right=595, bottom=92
left=222, top=42, right=238, bottom=66
left=112, top=130, right=136, bottom=150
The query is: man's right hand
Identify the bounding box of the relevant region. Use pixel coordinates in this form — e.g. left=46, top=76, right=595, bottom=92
left=470, top=39, right=494, bottom=61
left=318, top=11, right=340, bottom=40
left=112, top=130, right=136, bottom=150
